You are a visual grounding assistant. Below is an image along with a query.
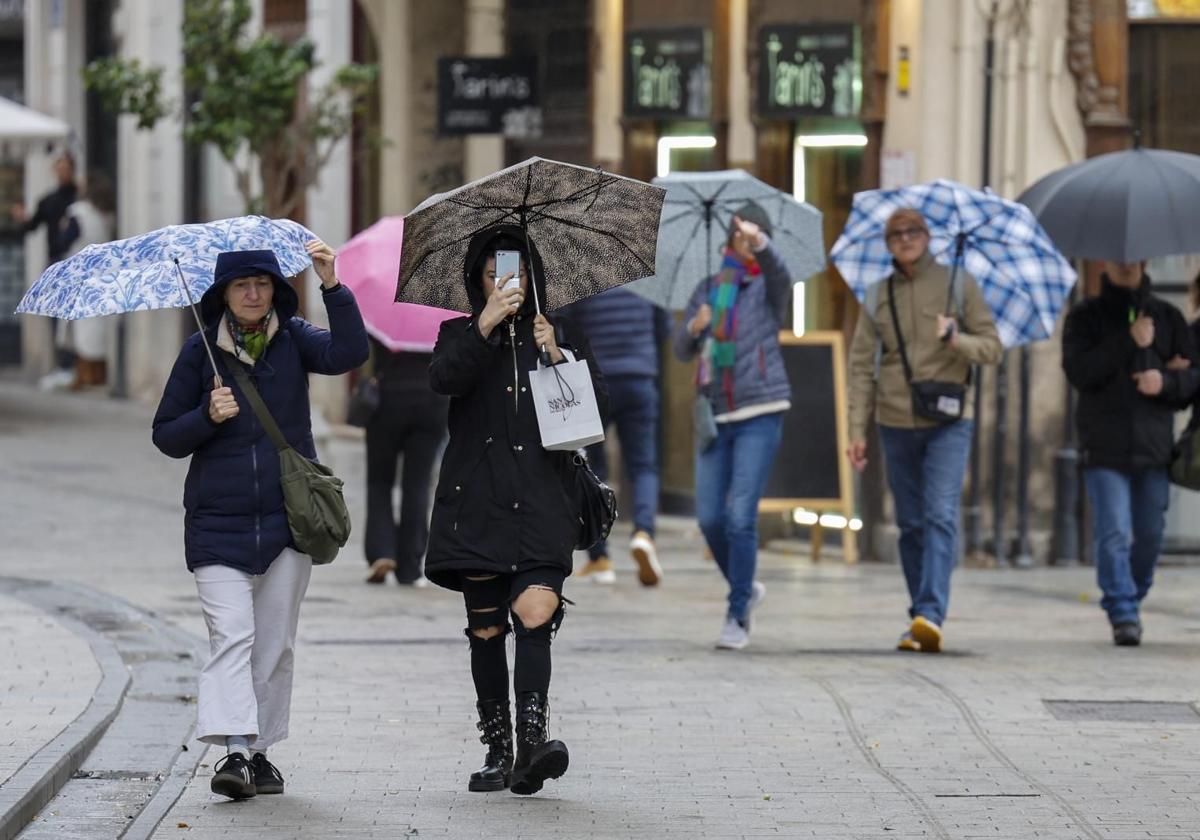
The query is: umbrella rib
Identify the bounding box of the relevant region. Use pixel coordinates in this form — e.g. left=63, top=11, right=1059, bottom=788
left=399, top=211, right=517, bottom=286
left=529, top=208, right=658, bottom=275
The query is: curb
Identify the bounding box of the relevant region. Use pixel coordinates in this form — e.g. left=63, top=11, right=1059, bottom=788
left=0, top=578, right=131, bottom=840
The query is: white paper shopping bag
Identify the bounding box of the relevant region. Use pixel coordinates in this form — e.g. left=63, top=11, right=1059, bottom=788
left=528, top=349, right=605, bottom=451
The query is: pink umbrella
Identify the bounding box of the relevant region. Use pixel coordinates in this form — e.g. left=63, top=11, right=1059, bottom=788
left=337, top=216, right=458, bottom=353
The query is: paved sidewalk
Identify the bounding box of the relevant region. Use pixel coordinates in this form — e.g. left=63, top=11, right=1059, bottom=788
left=3, top=382, right=1200, bottom=839
left=0, top=592, right=100, bottom=789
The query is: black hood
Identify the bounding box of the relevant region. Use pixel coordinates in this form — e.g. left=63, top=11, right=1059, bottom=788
left=199, top=249, right=300, bottom=327
left=462, top=224, right=549, bottom=317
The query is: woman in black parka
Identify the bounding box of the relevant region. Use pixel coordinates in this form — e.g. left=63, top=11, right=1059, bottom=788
left=427, top=224, right=607, bottom=796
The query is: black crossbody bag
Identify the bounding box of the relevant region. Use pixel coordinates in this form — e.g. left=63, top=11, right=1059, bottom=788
left=886, top=274, right=967, bottom=425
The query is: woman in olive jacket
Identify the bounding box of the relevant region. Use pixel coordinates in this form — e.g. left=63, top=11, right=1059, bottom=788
left=426, top=224, right=607, bottom=796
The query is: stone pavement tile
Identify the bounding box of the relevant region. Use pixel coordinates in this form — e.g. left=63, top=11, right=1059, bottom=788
left=0, top=591, right=100, bottom=787
left=5, top=385, right=1200, bottom=839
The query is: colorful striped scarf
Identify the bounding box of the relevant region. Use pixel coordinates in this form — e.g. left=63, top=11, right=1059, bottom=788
left=697, top=249, right=761, bottom=410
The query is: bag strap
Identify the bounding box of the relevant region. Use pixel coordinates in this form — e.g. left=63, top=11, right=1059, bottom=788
left=224, top=354, right=290, bottom=453
left=885, top=274, right=916, bottom=384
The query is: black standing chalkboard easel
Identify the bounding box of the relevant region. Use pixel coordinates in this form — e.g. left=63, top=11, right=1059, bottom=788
left=758, top=330, right=857, bottom=563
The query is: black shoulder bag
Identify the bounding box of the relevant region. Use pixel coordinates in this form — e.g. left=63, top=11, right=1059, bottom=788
left=886, top=274, right=967, bottom=424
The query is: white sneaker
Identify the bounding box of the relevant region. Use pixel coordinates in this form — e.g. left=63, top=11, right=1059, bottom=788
left=630, top=531, right=662, bottom=586
left=749, top=581, right=766, bottom=612
left=578, top=556, right=617, bottom=585
left=715, top=617, right=749, bottom=650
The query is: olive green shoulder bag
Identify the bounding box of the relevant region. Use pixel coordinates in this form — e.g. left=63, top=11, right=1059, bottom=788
left=226, top=359, right=351, bottom=565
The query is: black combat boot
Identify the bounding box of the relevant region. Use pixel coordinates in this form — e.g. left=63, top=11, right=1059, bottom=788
left=468, top=698, right=513, bottom=792
left=509, top=691, right=569, bottom=795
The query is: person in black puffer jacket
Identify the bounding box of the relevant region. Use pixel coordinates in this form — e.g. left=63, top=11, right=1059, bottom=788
left=1062, top=263, right=1198, bottom=647
left=426, top=224, right=607, bottom=797
left=153, top=242, right=368, bottom=799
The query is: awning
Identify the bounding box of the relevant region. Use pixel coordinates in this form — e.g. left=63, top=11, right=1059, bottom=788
left=0, top=96, right=71, bottom=160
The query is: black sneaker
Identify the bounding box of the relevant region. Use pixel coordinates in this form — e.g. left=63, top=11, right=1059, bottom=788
left=251, top=753, right=285, bottom=794
left=211, top=753, right=256, bottom=800
left=1113, top=622, right=1142, bottom=647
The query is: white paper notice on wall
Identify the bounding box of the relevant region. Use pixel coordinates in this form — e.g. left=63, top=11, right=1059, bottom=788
left=881, top=149, right=916, bottom=190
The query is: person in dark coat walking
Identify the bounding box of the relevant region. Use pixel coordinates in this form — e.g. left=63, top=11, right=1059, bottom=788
left=1062, top=261, right=1198, bottom=646
left=560, top=287, right=669, bottom=586
left=13, top=152, right=79, bottom=381
left=363, top=339, right=448, bottom=585
left=426, top=224, right=607, bottom=796
left=152, top=241, right=368, bottom=799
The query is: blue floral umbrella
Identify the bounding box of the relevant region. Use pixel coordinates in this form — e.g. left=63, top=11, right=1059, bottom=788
left=830, top=179, right=1077, bottom=347
left=17, top=214, right=315, bottom=386
left=17, top=215, right=315, bottom=320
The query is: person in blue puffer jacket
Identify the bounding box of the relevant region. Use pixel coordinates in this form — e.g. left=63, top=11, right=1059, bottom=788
left=560, top=287, right=670, bottom=587
left=674, top=202, right=793, bottom=652
left=152, top=241, right=368, bottom=800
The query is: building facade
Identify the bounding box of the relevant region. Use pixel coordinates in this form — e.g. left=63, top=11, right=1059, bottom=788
left=14, top=0, right=1200, bottom=560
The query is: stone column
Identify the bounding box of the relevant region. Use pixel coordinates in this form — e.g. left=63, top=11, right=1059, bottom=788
left=116, top=0, right=187, bottom=401
left=463, top=0, right=506, bottom=181
left=592, top=0, right=624, bottom=171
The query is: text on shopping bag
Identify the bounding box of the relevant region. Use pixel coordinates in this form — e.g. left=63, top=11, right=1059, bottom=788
left=528, top=349, right=606, bottom=451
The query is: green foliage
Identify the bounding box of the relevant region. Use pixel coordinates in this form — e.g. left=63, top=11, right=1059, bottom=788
left=82, top=57, right=169, bottom=130
left=83, top=0, right=378, bottom=217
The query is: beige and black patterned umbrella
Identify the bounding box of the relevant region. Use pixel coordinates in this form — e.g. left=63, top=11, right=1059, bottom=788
left=395, top=157, right=665, bottom=314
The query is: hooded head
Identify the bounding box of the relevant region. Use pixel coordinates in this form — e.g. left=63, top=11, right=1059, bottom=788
left=199, top=249, right=300, bottom=327
left=461, top=224, right=549, bottom=317
left=724, top=201, right=773, bottom=263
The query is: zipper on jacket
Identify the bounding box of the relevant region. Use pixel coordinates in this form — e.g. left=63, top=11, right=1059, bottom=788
left=508, top=320, right=519, bottom=413
left=251, top=444, right=261, bottom=559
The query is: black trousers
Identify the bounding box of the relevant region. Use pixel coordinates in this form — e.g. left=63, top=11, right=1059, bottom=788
left=363, top=389, right=447, bottom=581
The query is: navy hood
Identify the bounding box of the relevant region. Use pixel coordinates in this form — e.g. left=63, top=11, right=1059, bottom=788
left=199, top=249, right=300, bottom=326
left=462, top=225, right=550, bottom=316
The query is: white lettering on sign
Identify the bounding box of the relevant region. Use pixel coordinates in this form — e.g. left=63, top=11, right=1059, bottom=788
left=450, top=62, right=532, bottom=101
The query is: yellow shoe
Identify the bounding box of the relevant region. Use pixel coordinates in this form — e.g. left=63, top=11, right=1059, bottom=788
left=365, top=558, right=396, bottom=584
left=896, top=631, right=921, bottom=652
left=910, top=616, right=943, bottom=653
left=578, top=556, right=616, bottom=584
left=630, top=530, right=662, bottom=586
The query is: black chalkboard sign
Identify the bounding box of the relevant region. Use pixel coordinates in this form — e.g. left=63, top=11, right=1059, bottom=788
left=624, top=28, right=711, bottom=119
left=437, top=57, right=541, bottom=137
left=759, top=331, right=855, bottom=560
left=757, top=23, right=860, bottom=119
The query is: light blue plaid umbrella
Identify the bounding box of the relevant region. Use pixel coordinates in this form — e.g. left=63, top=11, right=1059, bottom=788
left=830, top=179, right=1077, bottom=347
left=16, top=215, right=316, bottom=320
left=627, top=170, right=825, bottom=310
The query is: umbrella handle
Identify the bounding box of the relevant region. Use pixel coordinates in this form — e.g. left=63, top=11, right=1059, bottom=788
left=941, top=234, right=967, bottom=344
left=174, top=258, right=224, bottom=389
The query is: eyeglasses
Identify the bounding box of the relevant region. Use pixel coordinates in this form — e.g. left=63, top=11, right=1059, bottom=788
left=886, top=227, right=928, bottom=243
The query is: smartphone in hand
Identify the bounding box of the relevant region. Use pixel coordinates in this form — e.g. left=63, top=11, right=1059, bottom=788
left=494, top=250, right=522, bottom=291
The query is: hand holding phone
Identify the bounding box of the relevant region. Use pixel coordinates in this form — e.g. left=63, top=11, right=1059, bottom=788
left=494, top=250, right=522, bottom=291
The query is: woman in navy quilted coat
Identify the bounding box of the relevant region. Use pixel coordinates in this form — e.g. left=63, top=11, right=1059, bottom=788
left=152, top=240, right=367, bottom=800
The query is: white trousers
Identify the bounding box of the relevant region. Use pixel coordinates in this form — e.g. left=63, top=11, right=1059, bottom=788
left=194, top=548, right=312, bottom=749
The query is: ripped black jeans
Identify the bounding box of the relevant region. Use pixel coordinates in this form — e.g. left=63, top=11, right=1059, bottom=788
left=461, top=567, right=567, bottom=702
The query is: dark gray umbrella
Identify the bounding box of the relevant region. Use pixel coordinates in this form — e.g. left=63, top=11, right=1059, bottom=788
left=1017, top=148, right=1200, bottom=262
left=395, top=157, right=665, bottom=314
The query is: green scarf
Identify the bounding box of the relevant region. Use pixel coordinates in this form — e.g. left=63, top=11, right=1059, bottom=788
left=227, top=309, right=273, bottom=360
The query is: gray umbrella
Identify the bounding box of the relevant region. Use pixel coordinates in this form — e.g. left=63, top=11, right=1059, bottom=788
left=1017, top=148, right=1200, bottom=262
left=395, top=157, right=665, bottom=314
left=626, top=169, right=825, bottom=310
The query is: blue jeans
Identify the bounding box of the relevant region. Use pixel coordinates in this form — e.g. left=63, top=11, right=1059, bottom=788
left=587, top=376, right=660, bottom=559
left=695, top=411, right=785, bottom=625
left=878, top=421, right=973, bottom=626
left=1082, top=467, right=1169, bottom=626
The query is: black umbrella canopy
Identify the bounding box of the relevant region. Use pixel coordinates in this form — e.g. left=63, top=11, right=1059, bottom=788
left=395, top=157, right=666, bottom=314
left=1017, top=148, right=1200, bottom=263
